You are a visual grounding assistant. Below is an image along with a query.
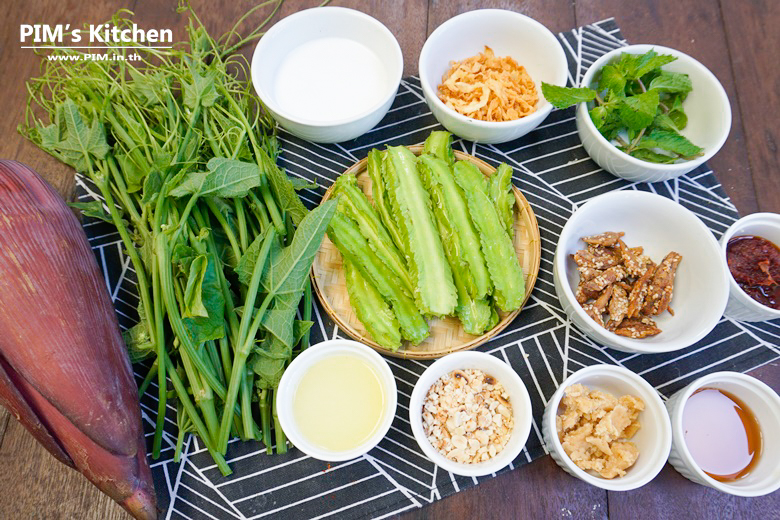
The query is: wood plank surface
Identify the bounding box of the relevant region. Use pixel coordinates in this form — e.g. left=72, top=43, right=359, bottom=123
left=719, top=0, right=780, bottom=213
left=0, top=1, right=777, bottom=519
left=575, top=0, right=758, bottom=215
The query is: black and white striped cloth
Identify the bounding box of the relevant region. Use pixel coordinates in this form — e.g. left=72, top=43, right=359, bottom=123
left=75, top=18, right=778, bottom=520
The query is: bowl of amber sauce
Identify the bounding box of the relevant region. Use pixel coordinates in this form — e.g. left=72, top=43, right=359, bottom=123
left=665, top=371, right=780, bottom=496
left=720, top=212, right=780, bottom=322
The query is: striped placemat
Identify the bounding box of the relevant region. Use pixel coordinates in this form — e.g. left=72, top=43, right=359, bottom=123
left=75, top=17, right=779, bottom=520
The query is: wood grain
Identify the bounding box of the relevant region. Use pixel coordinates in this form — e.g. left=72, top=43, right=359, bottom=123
left=720, top=0, right=780, bottom=213
left=574, top=0, right=758, bottom=215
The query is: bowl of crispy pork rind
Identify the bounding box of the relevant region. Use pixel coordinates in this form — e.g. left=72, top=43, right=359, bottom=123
left=543, top=365, right=672, bottom=491
left=553, top=191, right=730, bottom=353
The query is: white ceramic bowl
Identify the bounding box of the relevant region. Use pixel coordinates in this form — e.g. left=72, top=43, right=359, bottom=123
left=576, top=44, right=731, bottom=183
left=665, top=371, right=780, bottom=496
left=408, top=351, right=532, bottom=477
left=553, top=190, right=730, bottom=353
left=719, top=213, right=780, bottom=322
left=251, top=7, right=402, bottom=143
left=418, top=9, right=568, bottom=144
left=275, top=339, right=397, bottom=461
left=543, top=364, right=672, bottom=491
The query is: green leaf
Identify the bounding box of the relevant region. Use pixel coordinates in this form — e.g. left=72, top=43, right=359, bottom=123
left=628, top=148, right=679, bottom=164
left=636, top=128, right=704, bottom=158
left=116, top=151, right=145, bottom=193
left=540, top=83, right=597, bottom=109
left=294, top=320, right=314, bottom=346
left=169, top=158, right=262, bottom=198
left=652, top=113, right=680, bottom=132
left=128, top=68, right=166, bottom=106
left=619, top=50, right=677, bottom=79
left=250, top=337, right=291, bottom=389
left=648, top=71, right=692, bottom=93
left=141, top=170, right=163, bottom=205
left=183, top=68, right=219, bottom=110
left=182, top=255, right=226, bottom=343
left=617, top=90, right=660, bottom=131
left=50, top=99, right=109, bottom=172
left=122, top=321, right=155, bottom=363
left=172, top=243, right=198, bottom=277
left=589, top=105, right=611, bottom=130
left=183, top=255, right=210, bottom=318
left=598, top=64, right=627, bottom=95
left=68, top=200, right=112, bottom=223
left=260, top=150, right=308, bottom=226
left=235, top=228, right=272, bottom=286
left=260, top=200, right=337, bottom=347
left=288, top=177, right=318, bottom=191
left=668, top=96, right=688, bottom=129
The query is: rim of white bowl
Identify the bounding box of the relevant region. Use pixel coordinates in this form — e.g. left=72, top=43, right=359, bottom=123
left=545, top=364, right=672, bottom=491
left=668, top=371, right=780, bottom=497
left=275, top=339, right=397, bottom=461
left=719, top=213, right=780, bottom=319
left=555, top=190, right=730, bottom=353
left=408, top=351, right=533, bottom=477
left=251, top=6, right=403, bottom=128
left=577, top=44, right=731, bottom=171
left=418, top=9, right=568, bottom=129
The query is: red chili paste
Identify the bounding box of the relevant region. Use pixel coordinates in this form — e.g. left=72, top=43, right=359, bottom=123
left=726, top=235, right=780, bottom=310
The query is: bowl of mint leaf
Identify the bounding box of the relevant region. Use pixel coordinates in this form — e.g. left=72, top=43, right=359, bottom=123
left=541, top=45, right=731, bottom=183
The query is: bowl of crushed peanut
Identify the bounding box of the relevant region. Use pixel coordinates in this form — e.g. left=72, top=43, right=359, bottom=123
left=409, top=351, right=533, bottom=477
left=542, top=364, right=672, bottom=491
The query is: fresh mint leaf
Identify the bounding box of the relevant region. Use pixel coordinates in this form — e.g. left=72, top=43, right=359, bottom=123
left=620, top=50, right=677, bottom=79
left=652, top=113, right=681, bottom=132
left=589, top=105, right=610, bottom=130
left=628, top=148, right=679, bottom=163
left=68, top=200, right=112, bottom=223
left=636, top=128, right=704, bottom=157
left=541, top=83, right=597, bottom=109
left=183, top=255, right=210, bottom=318
left=617, top=90, right=659, bottom=130
left=648, top=71, right=692, bottom=93
left=598, top=64, right=626, bottom=96
left=668, top=96, right=688, bottom=129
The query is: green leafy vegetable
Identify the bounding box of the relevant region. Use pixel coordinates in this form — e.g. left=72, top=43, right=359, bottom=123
left=20, top=2, right=325, bottom=473
left=541, top=49, right=704, bottom=163
left=541, top=84, right=597, bottom=110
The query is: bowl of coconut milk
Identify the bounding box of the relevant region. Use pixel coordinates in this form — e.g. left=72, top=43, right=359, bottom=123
left=251, top=7, right=403, bottom=143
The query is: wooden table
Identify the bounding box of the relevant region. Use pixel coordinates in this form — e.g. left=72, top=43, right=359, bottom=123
left=1, top=1, right=778, bottom=518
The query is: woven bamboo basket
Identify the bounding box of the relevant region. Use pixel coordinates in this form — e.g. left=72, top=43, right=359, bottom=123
left=311, top=145, right=541, bottom=359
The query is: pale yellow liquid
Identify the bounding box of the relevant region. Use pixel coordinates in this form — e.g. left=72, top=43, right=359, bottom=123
left=292, top=355, right=386, bottom=452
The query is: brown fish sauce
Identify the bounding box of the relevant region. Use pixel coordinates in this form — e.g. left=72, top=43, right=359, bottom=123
left=682, top=388, right=762, bottom=482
